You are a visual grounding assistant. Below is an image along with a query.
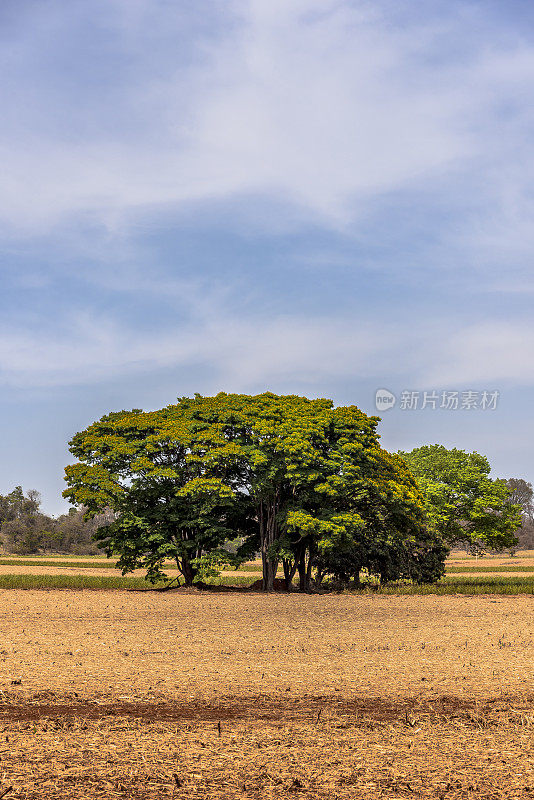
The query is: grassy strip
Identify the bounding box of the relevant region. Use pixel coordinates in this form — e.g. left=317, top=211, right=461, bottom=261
left=370, top=576, right=534, bottom=595
left=0, top=558, right=256, bottom=573
left=0, top=559, right=118, bottom=569
left=0, top=574, right=163, bottom=590
left=4, top=559, right=531, bottom=575
left=0, top=558, right=196, bottom=570
left=0, top=573, right=256, bottom=590
left=0, top=572, right=531, bottom=593
left=0, top=554, right=105, bottom=560
left=446, top=565, right=534, bottom=574
left=204, top=576, right=256, bottom=587
left=231, top=563, right=263, bottom=572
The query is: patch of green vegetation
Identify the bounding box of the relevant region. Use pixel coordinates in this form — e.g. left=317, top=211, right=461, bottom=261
left=0, top=571, right=530, bottom=594
left=0, top=553, right=105, bottom=559
left=0, top=558, right=254, bottom=574
left=204, top=575, right=256, bottom=587
left=0, top=573, right=255, bottom=590
left=0, top=559, right=118, bottom=569
left=229, top=564, right=263, bottom=572
left=366, top=575, right=534, bottom=595
left=446, top=565, right=534, bottom=573
left=0, top=574, right=165, bottom=590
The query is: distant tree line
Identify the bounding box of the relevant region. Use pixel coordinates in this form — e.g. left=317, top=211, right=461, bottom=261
left=505, top=478, right=534, bottom=551
left=0, top=486, right=112, bottom=555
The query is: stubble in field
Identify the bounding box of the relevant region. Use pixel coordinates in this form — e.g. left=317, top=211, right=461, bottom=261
left=0, top=591, right=533, bottom=799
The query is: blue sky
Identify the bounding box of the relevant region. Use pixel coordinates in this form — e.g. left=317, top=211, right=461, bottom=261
left=2, top=0, right=534, bottom=514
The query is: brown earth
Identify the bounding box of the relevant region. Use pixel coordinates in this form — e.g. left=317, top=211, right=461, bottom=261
left=0, top=565, right=139, bottom=577
left=0, top=564, right=260, bottom=578
left=448, top=552, right=534, bottom=565
left=0, top=592, right=533, bottom=798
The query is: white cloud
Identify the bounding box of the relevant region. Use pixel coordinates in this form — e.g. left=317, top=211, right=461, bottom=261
left=4, top=303, right=534, bottom=392
left=420, top=322, right=534, bottom=388
left=1, top=0, right=530, bottom=233
left=0, top=309, right=394, bottom=388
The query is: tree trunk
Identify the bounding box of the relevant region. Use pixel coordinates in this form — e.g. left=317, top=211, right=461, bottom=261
left=296, top=541, right=316, bottom=592
left=177, top=555, right=196, bottom=587
left=260, top=498, right=279, bottom=591
left=305, top=544, right=315, bottom=592
left=262, top=554, right=276, bottom=592
left=315, top=568, right=325, bottom=588
left=282, top=558, right=298, bottom=591
left=282, top=559, right=291, bottom=589
left=297, top=543, right=308, bottom=591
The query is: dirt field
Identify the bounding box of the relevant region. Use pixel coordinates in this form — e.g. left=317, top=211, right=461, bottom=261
left=0, top=591, right=532, bottom=799
left=0, top=566, right=256, bottom=578
left=448, top=554, right=534, bottom=568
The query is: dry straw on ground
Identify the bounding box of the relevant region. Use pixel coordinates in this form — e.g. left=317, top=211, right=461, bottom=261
left=0, top=591, right=533, bottom=798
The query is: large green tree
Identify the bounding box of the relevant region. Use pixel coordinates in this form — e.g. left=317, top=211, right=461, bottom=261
left=165, top=393, right=426, bottom=589
left=308, top=447, right=447, bottom=588
left=65, top=393, right=443, bottom=590
left=64, top=406, right=254, bottom=585
left=399, top=445, right=521, bottom=551
left=172, top=392, right=343, bottom=590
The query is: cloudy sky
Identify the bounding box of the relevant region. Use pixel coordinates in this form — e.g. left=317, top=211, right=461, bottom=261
left=2, top=0, right=534, bottom=514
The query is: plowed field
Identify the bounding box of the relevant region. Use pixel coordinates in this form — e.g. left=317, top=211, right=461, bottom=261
left=0, top=591, right=532, bottom=798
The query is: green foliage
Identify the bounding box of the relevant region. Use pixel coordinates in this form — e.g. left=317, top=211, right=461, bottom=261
left=63, top=403, right=254, bottom=585
left=311, top=448, right=446, bottom=587
left=399, top=445, right=522, bottom=551
left=64, top=392, right=447, bottom=590
left=189, top=394, right=444, bottom=589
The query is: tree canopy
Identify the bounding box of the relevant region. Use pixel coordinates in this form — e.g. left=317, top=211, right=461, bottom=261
left=399, top=445, right=521, bottom=551
left=64, top=392, right=446, bottom=589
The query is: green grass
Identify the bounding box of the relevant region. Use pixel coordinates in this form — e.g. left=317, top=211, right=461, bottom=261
left=8, top=558, right=530, bottom=576
left=0, top=569, right=531, bottom=594
left=0, top=573, right=256, bottom=590
left=363, top=575, right=534, bottom=595
left=0, top=558, right=188, bottom=570
left=0, top=558, right=262, bottom=572
left=229, top=563, right=263, bottom=572
left=0, top=558, right=119, bottom=569
left=203, top=575, right=256, bottom=587
left=0, top=557, right=258, bottom=571
left=0, top=574, right=166, bottom=590
left=0, top=553, right=105, bottom=559
left=446, top=565, right=534, bottom=573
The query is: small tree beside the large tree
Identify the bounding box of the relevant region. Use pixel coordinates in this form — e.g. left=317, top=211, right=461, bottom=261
left=399, top=445, right=522, bottom=552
